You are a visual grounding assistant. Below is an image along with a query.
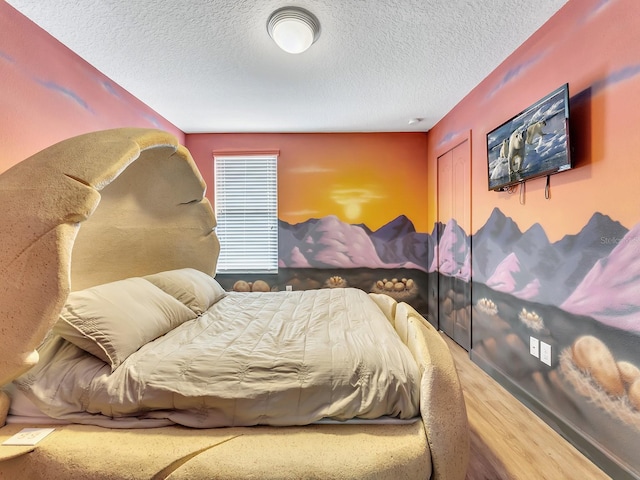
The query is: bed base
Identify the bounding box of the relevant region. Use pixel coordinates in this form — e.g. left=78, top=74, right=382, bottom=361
left=0, top=421, right=429, bottom=479
left=0, top=129, right=469, bottom=479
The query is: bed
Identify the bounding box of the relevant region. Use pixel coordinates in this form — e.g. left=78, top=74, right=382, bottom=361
left=0, top=128, right=469, bottom=479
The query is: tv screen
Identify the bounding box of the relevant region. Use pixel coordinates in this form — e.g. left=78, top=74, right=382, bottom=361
left=487, top=83, right=572, bottom=191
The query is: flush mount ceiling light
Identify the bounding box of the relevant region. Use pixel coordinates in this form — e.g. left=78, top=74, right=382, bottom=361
left=267, top=6, right=321, bottom=54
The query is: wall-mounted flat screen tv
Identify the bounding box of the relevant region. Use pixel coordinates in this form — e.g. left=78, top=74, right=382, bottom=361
left=487, top=83, right=572, bottom=191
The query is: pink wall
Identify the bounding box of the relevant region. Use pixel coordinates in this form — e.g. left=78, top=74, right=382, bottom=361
left=0, top=2, right=183, bottom=174
left=426, top=0, right=640, bottom=241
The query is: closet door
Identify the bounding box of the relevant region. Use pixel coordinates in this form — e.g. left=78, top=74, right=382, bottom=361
left=436, top=139, right=471, bottom=350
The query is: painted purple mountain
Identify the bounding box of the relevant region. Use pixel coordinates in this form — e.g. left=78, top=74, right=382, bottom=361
left=276, top=208, right=634, bottom=325
left=369, top=214, right=416, bottom=240
left=472, top=208, right=627, bottom=306
left=486, top=252, right=540, bottom=300
left=553, top=212, right=628, bottom=294
left=472, top=208, right=523, bottom=283
left=369, top=215, right=434, bottom=270
left=509, top=222, right=565, bottom=304
left=486, top=252, right=520, bottom=292
left=429, top=219, right=470, bottom=281
left=471, top=209, right=545, bottom=297
left=515, top=278, right=540, bottom=300
left=561, top=222, right=640, bottom=332
left=278, top=215, right=427, bottom=270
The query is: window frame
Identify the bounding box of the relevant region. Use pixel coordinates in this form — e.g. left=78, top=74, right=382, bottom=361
left=213, top=151, right=279, bottom=274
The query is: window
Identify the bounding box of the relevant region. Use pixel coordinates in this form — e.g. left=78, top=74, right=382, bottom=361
left=214, top=154, right=278, bottom=274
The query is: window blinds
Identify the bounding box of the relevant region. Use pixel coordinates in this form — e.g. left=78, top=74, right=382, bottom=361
left=214, top=154, right=278, bottom=273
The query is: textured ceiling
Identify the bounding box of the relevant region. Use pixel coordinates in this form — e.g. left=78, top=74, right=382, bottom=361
left=7, top=0, right=568, bottom=133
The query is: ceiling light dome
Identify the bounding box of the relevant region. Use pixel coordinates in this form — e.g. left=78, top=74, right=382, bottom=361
left=267, top=6, right=321, bottom=54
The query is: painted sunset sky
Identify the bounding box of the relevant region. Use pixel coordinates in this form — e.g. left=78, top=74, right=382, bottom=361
left=277, top=135, right=429, bottom=232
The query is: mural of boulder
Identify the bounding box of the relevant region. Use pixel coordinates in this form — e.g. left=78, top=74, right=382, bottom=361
left=324, top=275, right=348, bottom=288
left=370, top=277, right=418, bottom=301
left=560, top=335, right=640, bottom=430
left=232, top=280, right=272, bottom=292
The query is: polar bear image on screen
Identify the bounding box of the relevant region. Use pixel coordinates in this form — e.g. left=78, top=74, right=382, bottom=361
left=507, top=129, right=525, bottom=176
left=525, top=120, right=546, bottom=150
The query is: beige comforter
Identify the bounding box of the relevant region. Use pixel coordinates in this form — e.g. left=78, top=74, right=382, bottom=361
left=15, top=288, right=420, bottom=428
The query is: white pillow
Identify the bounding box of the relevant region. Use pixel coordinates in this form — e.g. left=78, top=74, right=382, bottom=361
left=143, top=268, right=226, bottom=314
left=54, top=277, right=197, bottom=371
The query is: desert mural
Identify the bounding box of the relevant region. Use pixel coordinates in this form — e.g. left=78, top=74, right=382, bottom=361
left=267, top=203, right=640, bottom=478
left=4, top=0, right=640, bottom=477
left=425, top=0, right=640, bottom=477
left=188, top=132, right=433, bottom=313
left=274, top=214, right=433, bottom=311
left=223, top=198, right=640, bottom=478
left=466, top=208, right=639, bottom=478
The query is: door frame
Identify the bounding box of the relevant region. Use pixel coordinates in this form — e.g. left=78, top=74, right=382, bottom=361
left=435, top=133, right=472, bottom=350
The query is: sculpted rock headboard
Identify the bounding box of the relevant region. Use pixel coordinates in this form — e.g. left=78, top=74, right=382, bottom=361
left=0, top=128, right=219, bottom=385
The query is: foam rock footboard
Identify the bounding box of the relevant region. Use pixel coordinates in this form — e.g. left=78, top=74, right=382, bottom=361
left=0, top=422, right=431, bottom=479
left=370, top=293, right=470, bottom=479
left=0, top=392, right=9, bottom=427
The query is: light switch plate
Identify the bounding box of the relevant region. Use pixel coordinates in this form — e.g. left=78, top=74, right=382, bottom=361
left=529, top=336, right=539, bottom=358
left=540, top=341, right=552, bottom=366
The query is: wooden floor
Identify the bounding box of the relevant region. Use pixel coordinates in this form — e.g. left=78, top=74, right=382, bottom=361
left=443, top=334, right=612, bottom=480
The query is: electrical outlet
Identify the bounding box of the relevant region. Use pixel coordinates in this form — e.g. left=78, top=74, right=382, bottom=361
left=285, top=285, right=293, bottom=291
left=529, top=336, right=539, bottom=358
left=540, top=342, right=552, bottom=366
